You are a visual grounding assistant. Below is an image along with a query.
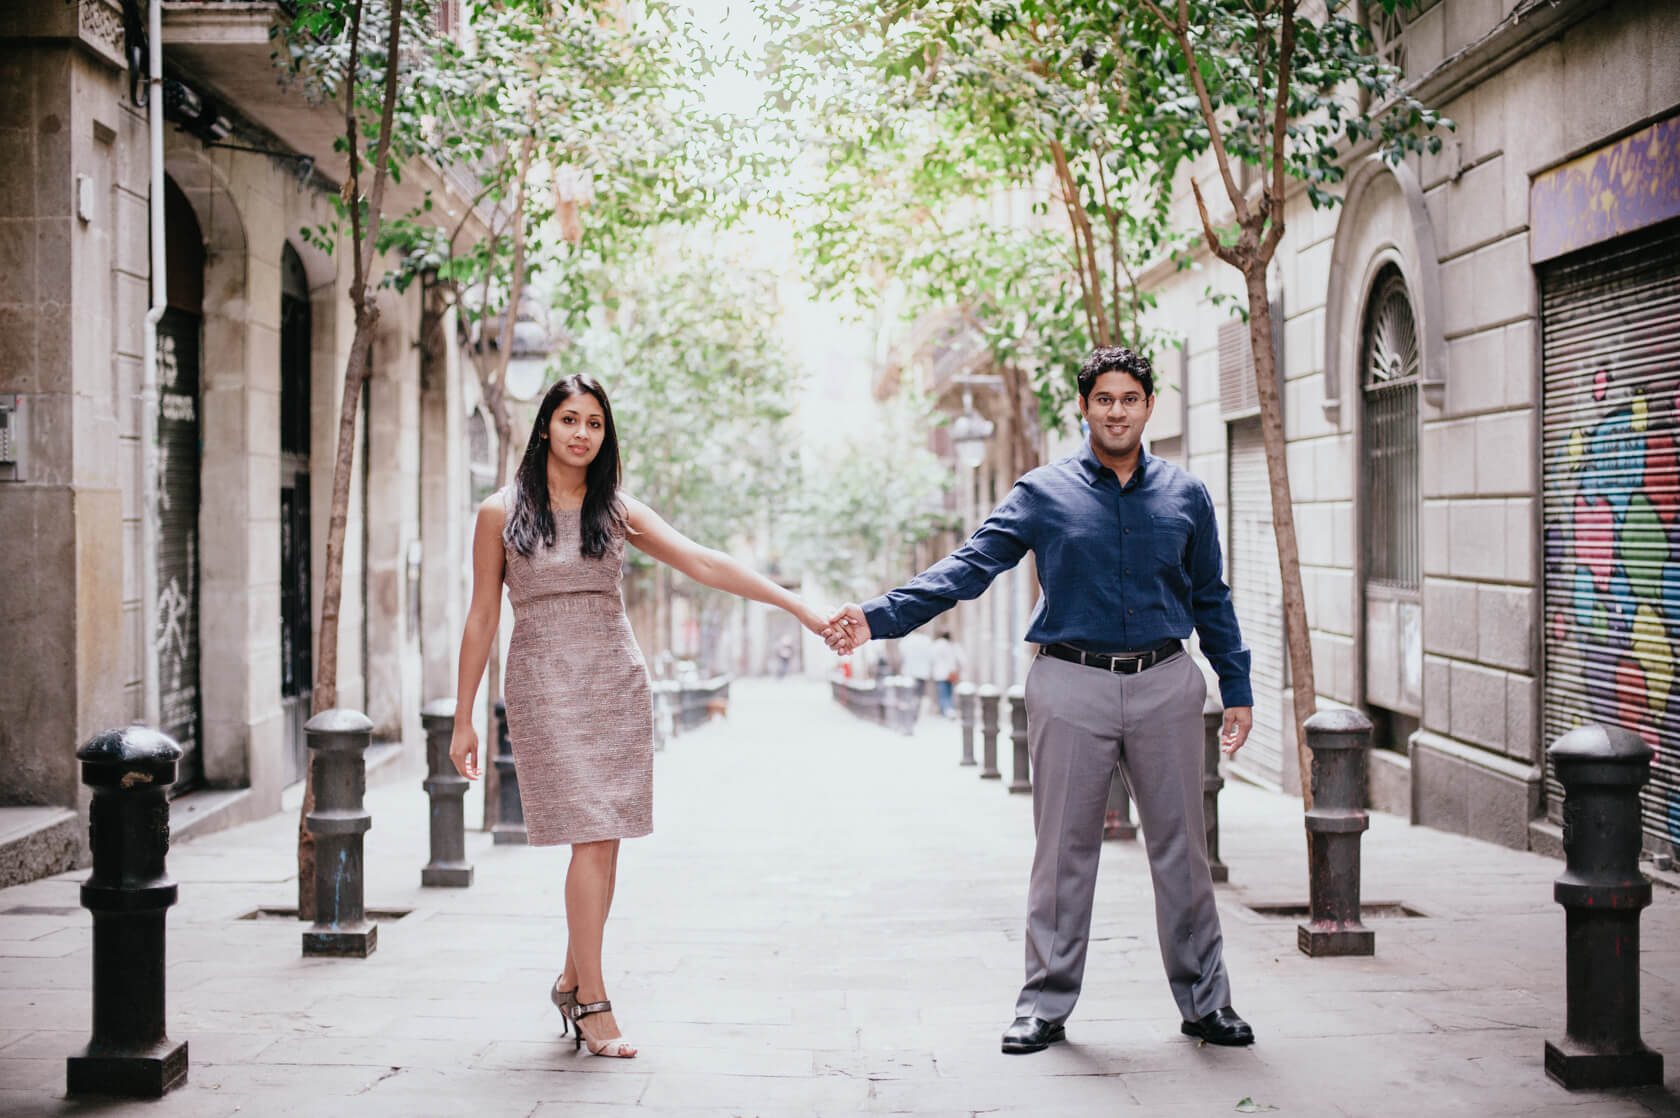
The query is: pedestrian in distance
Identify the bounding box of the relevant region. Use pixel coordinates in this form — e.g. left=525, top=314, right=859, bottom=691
left=449, top=374, right=834, bottom=1059
left=899, top=628, right=935, bottom=713
left=930, top=630, right=964, bottom=718
left=824, top=346, right=1257, bottom=1054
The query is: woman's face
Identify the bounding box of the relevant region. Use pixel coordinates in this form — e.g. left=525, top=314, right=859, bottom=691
left=547, top=391, right=606, bottom=468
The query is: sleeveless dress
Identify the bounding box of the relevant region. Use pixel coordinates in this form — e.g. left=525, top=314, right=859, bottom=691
left=501, top=505, right=653, bottom=845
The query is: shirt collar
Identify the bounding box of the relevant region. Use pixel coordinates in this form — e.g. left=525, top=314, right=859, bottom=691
left=1077, top=439, right=1151, bottom=488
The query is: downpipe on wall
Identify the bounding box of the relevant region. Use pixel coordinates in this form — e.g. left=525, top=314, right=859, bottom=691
left=140, top=0, right=165, bottom=729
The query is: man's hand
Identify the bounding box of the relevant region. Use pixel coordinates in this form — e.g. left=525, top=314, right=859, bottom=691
left=824, top=603, right=872, bottom=655
left=1220, top=706, right=1252, bottom=756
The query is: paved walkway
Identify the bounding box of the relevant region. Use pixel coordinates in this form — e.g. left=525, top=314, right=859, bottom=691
left=2, top=677, right=1677, bottom=1117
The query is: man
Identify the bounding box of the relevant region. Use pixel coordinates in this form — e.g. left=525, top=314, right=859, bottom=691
left=825, top=347, right=1256, bottom=1052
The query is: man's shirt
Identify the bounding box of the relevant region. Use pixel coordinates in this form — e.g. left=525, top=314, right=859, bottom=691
left=861, top=441, right=1254, bottom=709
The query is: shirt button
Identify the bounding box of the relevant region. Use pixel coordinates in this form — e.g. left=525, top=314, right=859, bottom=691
left=1124, top=528, right=1130, bottom=534
left=1127, top=609, right=1134, bottom=615
left=1124, top=568, right=1131, bottom=575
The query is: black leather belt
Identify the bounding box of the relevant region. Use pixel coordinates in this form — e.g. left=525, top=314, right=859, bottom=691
left=1040, top=640, right=1181, bottom=674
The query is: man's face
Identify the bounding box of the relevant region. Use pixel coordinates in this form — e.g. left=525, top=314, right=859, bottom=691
left=1078, top=370, right=1154, bottom=461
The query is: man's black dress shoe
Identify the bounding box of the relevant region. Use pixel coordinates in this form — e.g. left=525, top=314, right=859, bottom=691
left=1001, top=1016, right=1066, bottom=1054
left=1180, top=1006, right=1255, bottom=1046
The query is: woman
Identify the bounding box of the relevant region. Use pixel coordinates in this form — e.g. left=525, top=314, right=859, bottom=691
left=449, top=374, right=831, bottom=1058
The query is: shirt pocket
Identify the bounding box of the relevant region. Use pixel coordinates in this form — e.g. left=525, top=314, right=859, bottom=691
left=1151, top=514, right=1194, bottom=571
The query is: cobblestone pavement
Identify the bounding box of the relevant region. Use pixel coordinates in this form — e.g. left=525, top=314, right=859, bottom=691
left=2, top=677, right=1678, bottom=1117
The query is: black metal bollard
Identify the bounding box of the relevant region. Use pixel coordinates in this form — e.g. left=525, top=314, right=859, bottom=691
left=1544, top=725, right=1664, bottom=1090
left=1297, top=709, right=1374, bottom=957
left=1007, top=684, right=1031, bottom=794
left=978, top=686, right=1002, bottom=780
left=303, top=709, right=377, bottom=957
left=1103, top=766, right=1138, bottom=841
left=957, top=683, right=978, bottom=766
left=420, top=699, right=473, bottom=888
left=1203, top=693, right=1228, bottom=882
left=66, top=727, right=189, bottom=1097
left=492, top=699, right=528, bottom=845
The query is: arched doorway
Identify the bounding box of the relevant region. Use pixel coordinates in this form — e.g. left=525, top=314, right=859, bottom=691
left=280, top=244, right=314, bottom=783
left=159, top=177, right=205, bottom=790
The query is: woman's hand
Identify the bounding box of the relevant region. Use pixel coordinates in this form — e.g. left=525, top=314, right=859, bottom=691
left=793, top=600, right=834, bottom=640
left=450, top=723, right=482, bottom=780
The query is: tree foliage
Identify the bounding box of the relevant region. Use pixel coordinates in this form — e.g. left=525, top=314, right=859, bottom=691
left=763, top=0, right=1195, bottom=432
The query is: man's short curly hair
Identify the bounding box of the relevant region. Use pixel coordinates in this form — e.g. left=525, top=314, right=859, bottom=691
left=1077, top=347, right=1154, bottom=402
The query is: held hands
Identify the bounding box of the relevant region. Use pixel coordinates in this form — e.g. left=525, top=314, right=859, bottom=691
left=449, top=723, right=482, bottom=780
left=823, top=603, right=871, bottom=656
left=1220, top=706, right=1253, bottom=756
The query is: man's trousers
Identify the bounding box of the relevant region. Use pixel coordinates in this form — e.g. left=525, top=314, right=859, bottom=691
left=1013, top=649, right=1232, bottom=1025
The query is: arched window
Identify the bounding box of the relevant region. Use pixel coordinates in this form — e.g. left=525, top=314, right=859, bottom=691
left=1361, top=265, right=1421, bottom=589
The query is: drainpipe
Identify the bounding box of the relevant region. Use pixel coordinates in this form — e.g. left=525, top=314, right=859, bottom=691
left=139, top=0, right=165, bottom=729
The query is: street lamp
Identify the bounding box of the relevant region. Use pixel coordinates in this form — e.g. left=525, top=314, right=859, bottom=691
left=502, top=313, right=556, bottom=403
left=948, top=374, right=1004, bottom=470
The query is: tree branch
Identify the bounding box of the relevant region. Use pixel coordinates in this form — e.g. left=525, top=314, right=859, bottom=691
left=1260, top=0, right=1297, bottom=264
left=1139, top=0, right=1251, bottom=226
left=357, top=0, right=408, bottom=293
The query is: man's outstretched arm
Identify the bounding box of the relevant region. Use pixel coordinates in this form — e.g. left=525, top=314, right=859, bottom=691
left=826, top=483, right=1037, bottom=655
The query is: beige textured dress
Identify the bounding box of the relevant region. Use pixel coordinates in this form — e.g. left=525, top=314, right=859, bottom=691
left=502, top=506, right=653, bottom=846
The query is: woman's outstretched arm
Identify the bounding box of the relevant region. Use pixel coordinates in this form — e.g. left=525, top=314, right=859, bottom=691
left=450, top=494, right=508, bottom=779
left=622, top=495, right=832, bottom=638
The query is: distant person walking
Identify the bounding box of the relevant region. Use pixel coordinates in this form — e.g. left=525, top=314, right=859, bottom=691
left=450, top=375, right=831, bottom=1059
left=899, top=628, right=935, bottom=713
left=824, top=347, right=1257, bottom=1054
left=929, top=630, right=965, bottom=718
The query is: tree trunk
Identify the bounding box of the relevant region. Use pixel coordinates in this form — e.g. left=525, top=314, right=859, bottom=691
left=1242, top=269, right=1314, bottom=808
left=297, top=308, right=379, bottom=916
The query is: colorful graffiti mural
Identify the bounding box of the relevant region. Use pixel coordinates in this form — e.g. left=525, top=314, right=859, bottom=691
left=1545, top=369, right=1680, bottom=845
left=1531, top=114, right=1680, bottom=264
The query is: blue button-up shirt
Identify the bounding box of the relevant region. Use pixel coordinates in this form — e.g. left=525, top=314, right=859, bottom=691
left=861, top=441, right=1253, bottom=708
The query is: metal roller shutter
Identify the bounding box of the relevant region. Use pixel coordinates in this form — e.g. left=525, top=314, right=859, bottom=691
left=1541, top=220, right=1680, bottom=855
left=1228, top=418, right=1286, bottom=790
left=156, top=309, right=203, bottom=790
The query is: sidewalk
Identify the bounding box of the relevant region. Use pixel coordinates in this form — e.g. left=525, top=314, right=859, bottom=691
left=1, top=677, right=1676, bottom=1118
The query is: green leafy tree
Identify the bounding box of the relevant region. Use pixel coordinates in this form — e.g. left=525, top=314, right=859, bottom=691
left=375, top=0, right=726, bottom=814
left=552, top=233, right=800, bottom=663
left=275, top=0, right=438, bottom=916
left=763, top=0, right=1193, bottom=454
left=1129, top=0, right=1448, bottom=801
left=790, top=390, right=956, bottom=604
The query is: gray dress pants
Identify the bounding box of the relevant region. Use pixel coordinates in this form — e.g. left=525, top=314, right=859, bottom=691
left=1013, top=649, right=1232, bottom=1025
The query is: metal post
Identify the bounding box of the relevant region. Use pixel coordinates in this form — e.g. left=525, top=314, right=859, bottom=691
left=420, top=699, right=473, bottom=888
left=1544, top=725, right=1664, bottom=1090
left=492, top=699, right=527, bottom=845
left=978, top=686, right=1001, bottom=780
left=66, top=727, right=188, bottom=1097
left=1103, top=766, right=1138, bottom=841
left=1203, top=693, right=1228, bottom=882
left=957, top=683, right=978, bottom=766
left=1297, top=709, right=1374, bottom=957
left=1007, top=684, right=1030, bottom=794
left=303, top=709, right=377, bottom=958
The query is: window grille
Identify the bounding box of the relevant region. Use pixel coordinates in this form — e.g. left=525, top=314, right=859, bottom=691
left=1361, top=266, right=1421, bottom=590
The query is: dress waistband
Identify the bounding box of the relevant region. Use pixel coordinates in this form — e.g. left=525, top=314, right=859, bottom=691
left=513, top=590, right=623, bottom=610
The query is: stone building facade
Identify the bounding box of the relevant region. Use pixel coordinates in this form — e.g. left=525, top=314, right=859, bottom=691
left=0, top=0, right=484, bottom=885
left=1137, top=0, right=1679, bottom=854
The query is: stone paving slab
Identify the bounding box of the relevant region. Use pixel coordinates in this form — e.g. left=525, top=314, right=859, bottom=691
left=0, top=677, right=1677, bottom=1117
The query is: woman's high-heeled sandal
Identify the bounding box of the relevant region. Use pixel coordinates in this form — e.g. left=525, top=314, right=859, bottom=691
left=551, top=979, right=579, bottom=1037
left=567, top=999, right=637, bottom=1058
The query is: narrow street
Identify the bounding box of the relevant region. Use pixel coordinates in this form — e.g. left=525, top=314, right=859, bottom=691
left=2, top=677, right=1676, bottom=1117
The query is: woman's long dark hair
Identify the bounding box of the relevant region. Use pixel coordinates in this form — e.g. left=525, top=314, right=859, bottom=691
left=503, top=374, right=626, bottom=560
